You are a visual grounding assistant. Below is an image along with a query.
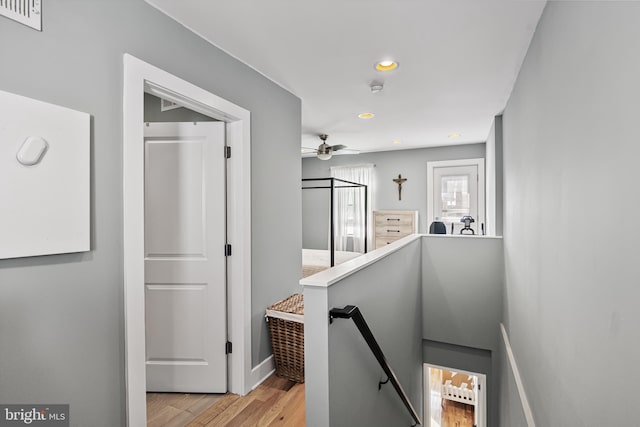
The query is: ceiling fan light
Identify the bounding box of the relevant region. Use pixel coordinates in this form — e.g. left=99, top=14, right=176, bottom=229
left=317, top=152, right=332, bottom=160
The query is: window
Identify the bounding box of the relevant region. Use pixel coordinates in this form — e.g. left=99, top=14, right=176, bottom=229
left=439, top=174, right=471, bottom=223
left=344, top=190, right=357, bottom=236
left=427, top=159, right=485, bottom=235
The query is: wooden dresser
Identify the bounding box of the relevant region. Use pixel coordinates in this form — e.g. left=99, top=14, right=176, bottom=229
left=373, top=210, right=419, bottom=249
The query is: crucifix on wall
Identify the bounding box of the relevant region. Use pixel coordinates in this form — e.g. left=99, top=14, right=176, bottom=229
left=393, top=174, right=407, bottom=201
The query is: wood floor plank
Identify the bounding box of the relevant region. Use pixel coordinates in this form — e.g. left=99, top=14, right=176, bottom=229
left=185, top=394, right=225, bottom=416
left=161, top=410, right=198, bottom=427
left=266, top=384, right=305, bottom=427
left=223, top=398, right=270, bottom=427
left=441, top=399, right=474, bottom=427
left=186, top=394, right=241, bottom=427
left=147, top=394, right=169, bottom=420
left=256, top=384, right=304, bottom=427
left=266, top=376, right=297, bottom=392
left=247, top=384, right=286, bottom=403
left=147, top=406, right=184, bottom=427
left=165, top=394, right=198, bottom=411
left=203, top=394, right=256, bottom=426
left=150, top=374, right=305, bottom=427
left=233, top=394, right=280, bottom=427
left=147, top=393, right=214, bottom=426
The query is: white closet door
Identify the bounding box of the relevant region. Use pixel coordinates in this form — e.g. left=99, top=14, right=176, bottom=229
left=144, top=121, right=227, bottom=392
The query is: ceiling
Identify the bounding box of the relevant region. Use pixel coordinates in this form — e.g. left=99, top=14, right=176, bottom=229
left=145, top=0, right=546, bottom=155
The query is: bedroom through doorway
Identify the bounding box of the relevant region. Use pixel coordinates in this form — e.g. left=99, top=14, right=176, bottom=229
left=424, top=364, right=486, bottom=427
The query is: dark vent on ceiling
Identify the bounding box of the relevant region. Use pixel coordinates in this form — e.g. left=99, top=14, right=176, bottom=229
left=0, top=0, right=41, bottom=31
left=160, top=98, right=183, bottom=112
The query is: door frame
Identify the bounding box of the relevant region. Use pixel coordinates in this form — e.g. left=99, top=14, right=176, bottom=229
left=426, top=158, right=485, bottom=234
left=423, top=363, right=487, bottom=427
left=123, top=54, right=252, bottom=426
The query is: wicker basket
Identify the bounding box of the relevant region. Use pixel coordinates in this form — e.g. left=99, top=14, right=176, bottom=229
left=266, top=293, right=305, bottom=383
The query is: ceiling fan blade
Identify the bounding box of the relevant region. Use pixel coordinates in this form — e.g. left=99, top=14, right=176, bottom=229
left=330, top=144, right=347, bottom=151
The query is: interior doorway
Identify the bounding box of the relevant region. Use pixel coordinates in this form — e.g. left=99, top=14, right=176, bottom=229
left=123, top=54, right=252, bottom=426
left=423, top=364, right=486, bottom=427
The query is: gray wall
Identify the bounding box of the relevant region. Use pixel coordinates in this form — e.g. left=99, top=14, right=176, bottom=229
left=304, top=238, right=423, bottom=427
left=302, top=144, right=486, bottom=244
left=422, top=236, right=503, bottom=426
left=422, top=236, right=503, bottom=351
left=423, top=340, right=491, bottom=380
left=498, top=344, right=527, bottom=427
left=485, top=115, right=504, bottom=237
left=494, top=116, right=504, bottom=236
left=0, top=1, right=301, bottom=426
left=501, top=2, right=640, bottom=425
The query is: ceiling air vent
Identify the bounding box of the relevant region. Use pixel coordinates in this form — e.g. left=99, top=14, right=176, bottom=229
left=0, top=0, right=41, bottom=31
left=160, top=98, right=183, bottom=112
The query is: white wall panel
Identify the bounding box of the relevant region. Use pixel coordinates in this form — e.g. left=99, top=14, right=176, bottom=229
left=0, top=90, right=90, bottom=259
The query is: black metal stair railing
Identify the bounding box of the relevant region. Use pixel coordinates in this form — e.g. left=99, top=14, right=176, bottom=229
left=329, top=305, right=422, bottom=426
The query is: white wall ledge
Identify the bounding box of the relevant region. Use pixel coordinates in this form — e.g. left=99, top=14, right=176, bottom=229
left=300, top=234, right=421, bottom=288
left=423, top=234, right=503, bottom=240
left=299, top=233, right=503, bottom=288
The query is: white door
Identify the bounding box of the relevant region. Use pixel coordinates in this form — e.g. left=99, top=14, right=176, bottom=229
left=144, top=121, right=227, bottom=393
left=427, top=159, right=485, bottom=235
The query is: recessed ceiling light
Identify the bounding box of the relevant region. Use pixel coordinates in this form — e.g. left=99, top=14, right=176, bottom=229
left=448, top=133, right=461, bottom=139
left=358, top=112, right=375, bottom=119
left=393, top=140, right=401, bottom=145
left=375, top=60, right=399, bottom=72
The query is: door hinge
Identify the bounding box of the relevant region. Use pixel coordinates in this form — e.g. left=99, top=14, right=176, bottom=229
left=478, top=384, right=481, bottom=391
left=224, top=244, right=232, bottom=257
left=225, top=146, right=231, bottom=159
left=225, top=341, right=233, bottom=354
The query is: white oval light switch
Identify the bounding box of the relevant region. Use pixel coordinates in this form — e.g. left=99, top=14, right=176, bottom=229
left=17, top=136, right=49, bottom=166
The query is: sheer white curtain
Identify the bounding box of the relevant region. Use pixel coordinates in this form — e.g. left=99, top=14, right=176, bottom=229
left=330, top=164, right=374, bottom=253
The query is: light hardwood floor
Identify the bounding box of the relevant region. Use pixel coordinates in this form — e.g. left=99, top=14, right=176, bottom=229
left=428, top=367, right=475, bottom=427
left=440, top=399, right=474, bottom=427
left=147, top=375, right=305, bottom=427
left=147, top=393, right=224, bottom=427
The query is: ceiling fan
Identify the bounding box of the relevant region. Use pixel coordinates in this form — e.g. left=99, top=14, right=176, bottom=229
left=302, top=134, right=355, bottom=160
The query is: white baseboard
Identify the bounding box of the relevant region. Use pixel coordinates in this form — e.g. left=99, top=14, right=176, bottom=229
left=250, top=355, right=275, bottom=390
left=500, top=323, right=536, bottom=427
